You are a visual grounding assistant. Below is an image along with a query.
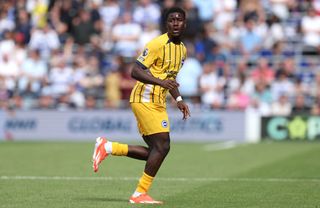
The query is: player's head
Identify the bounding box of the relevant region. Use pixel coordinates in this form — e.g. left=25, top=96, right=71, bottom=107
left=165, top=7, right=186, bottom=39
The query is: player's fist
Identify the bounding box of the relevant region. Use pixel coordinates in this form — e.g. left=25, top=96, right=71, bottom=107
left=160, top=79, right=179, bottom=90
left=177, top=101, right=191, bottom=120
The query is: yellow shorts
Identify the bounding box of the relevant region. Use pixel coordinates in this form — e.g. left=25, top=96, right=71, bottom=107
left=130, top=103, right=170, bottom=136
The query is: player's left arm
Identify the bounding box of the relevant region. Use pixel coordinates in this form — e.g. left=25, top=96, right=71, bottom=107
left=169, top=87, right=191, bottom=120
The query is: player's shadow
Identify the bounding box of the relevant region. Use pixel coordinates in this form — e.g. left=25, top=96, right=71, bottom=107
left=79, top=197, right=128, bottom=202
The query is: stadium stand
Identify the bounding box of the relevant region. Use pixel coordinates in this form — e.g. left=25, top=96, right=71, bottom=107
left=0, top=0, right=319, bottom=116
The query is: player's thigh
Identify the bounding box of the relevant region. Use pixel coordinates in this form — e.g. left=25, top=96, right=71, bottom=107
left=143, top=132, right=170, bottom=149
left=131, top=103, right=170, bottom=136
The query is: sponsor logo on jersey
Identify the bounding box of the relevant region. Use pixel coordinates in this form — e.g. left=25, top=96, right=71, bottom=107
left=142, top=48, right=149, bottom=56
left=137, top=56, right=145, bottom=62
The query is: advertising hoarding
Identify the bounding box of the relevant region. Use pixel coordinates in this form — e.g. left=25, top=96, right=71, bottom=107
left=1, top=110, right=245, bottom=142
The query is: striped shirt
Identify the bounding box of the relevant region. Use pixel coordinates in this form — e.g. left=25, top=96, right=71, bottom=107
left=130, top=33, right=187, bottom=104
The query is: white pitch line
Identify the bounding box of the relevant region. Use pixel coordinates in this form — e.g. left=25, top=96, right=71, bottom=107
left=203, top=141, right=242, bottom=151
left=1, top=176, right=320, bottom=183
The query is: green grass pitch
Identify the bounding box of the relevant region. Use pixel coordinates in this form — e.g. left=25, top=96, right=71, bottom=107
left=1, top=140, right=320, bottom=208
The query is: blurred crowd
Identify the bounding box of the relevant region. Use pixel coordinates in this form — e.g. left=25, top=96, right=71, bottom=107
left=1, top=0, right=320, bottom=116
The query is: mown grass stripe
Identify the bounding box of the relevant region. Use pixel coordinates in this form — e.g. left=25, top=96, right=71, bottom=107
left=1, top=176, right=320, bottom=183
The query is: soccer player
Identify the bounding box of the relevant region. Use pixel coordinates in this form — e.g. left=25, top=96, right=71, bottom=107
left=92, top=7, right=190, bottom=204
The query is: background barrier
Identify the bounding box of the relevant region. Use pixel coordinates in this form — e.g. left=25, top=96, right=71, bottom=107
left=0, top=110, right=246, bottom=142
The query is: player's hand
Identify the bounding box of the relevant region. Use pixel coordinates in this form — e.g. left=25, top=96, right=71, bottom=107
left=160, top=79, right=179, bottom=90
left=177, top=101, right=190, bottom=120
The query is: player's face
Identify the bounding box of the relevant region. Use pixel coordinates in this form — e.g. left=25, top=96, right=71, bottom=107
left=166, top=12, right=186, bottom=38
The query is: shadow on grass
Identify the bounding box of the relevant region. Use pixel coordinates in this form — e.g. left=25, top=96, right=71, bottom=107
left=77, top=197, right=128, bottom=203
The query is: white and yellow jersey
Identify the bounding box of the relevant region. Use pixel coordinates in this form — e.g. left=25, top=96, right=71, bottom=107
left=129, top=33, right=187, bottom=105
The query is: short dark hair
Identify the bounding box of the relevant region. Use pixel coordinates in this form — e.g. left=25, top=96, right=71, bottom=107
left=165, top=7, right=186, bottom=21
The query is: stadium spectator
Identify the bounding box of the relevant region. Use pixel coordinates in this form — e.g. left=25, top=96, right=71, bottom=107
left=89, top=34, right=106, bottom=70
left=271, top=94, right=292, bottom=116
left=213, top=0, right=237, bottom=32
left=18, top=49, right=48, bottom=96
left=48, top=56, right=74, bottom=97
left=85, top=95, right=98, bottom=109
left=227, top=66, right=255, bottom=97
left=62, top=36, right=75, bottom=62
left=194, top=24, right=218, bottom=63
left=29, top=0, right=48, bottom=28
left=54, top=0, right=80, bottom=36
left=29, top=24, right=60, bottom=59
left=112, top=11, right=142, bottom=58
left=213, top=22, right=240, bottom=56
left=68, top=84, right=85, bottom=109
left=291, top=94, right=311, bottom=115
left=238, top=0, right=264, bottom=23
left=310, top=72, right=320, bottom=99
left=118, top=63, right=136, bottom=108
left=97, top=0, right=118, bottom=51
left=88, top=0, right=103, bottom=31
left=176, top=43, right=202, bottom=103
left=181, top=0, right=202, bottom=42
left=12, top=32, right=28, bottom=68
left=313, top=0, right=320, bottom=14
left=133, top=0, right=161, bottom=28
left=0, top=53, right=20, bottom=97
left=14, top=9, right=32, bottom=44
left=0, top=77, right=8, bottom=109
left=192, top=0, right=215, bottom=22
left=292, top=78, right=309, bottom=99
left=271, top=69, right=294, bottom=101
left=251, top=81, right=272, bottom=105
left=0, top=10, right=15, bottom=37
left=310, top=96, right=320, bottom=115
left=227, top=86, right=250, bottom=110
left=138, top=22, right=160, bottom=51
left=277, top=58, right=296, bottom=80
left=301, top=8, right=320, bottom=55
left=56, top=93, right=73, bottom=111
left=0, top=31, right=15, bottom=58
left=238, top=18, right=263, bottom=62
left=105, top=67, right=121, bottom=108
left=270, top=0, right=292, bottom=20
left=246, top=96, right=271, bottom=116
left=71, top=9, right=97, bottom=45
left=250, top=58, right=275, bottom=85
left=9, top=94, right=24, bottom=110
left=199, top=61, right=224, bottom=109
left=48, top=3, right=69, bottom=44
left=99, top=0, right=120, bottom=32
left=217, top=63, right=234, bottom=100
left=264, top=14, right=285, bottom=51
left=37, top=91, right=56, bottom=110
left=78, top=56, right=104, bottom=98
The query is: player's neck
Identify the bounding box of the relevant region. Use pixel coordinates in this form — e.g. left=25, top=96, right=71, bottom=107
left=168, top=36, right=181, bottom=44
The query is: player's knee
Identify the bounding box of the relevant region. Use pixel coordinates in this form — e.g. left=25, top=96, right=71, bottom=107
left=157, top=142, right=170, bottom=157
left=163, top=142, right=170, bottom=155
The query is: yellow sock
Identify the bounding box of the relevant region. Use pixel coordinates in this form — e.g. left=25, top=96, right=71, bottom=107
left=111, top=142, right=128, bottom=156
left=135, top=172, right=154, bottom=193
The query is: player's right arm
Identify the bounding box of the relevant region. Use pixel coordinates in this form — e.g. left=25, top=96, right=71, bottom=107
left=132, top=38, right=179, bottom=90
left=131, top=64, right=179, bottom=90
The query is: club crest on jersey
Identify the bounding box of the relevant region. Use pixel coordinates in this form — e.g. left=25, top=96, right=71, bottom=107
left=161, top=120, right=168, bottom=128
left=142, top=48, right=149, bottom=57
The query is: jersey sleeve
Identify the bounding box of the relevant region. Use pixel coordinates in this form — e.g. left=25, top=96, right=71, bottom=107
left=136, top=41, right=160, bottom=69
